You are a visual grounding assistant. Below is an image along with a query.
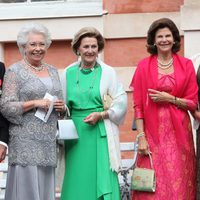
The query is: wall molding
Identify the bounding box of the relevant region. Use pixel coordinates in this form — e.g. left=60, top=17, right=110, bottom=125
left=104, top=12, right=182, bottom=38
left=0, top=17, right=104, bottom=42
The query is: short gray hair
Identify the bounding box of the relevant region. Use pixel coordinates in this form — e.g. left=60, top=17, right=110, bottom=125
left=17, top=23, right=52, bottom=56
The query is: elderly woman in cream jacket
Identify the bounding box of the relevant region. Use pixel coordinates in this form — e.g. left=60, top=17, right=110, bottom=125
left=60, top=27, right=127, bottom=200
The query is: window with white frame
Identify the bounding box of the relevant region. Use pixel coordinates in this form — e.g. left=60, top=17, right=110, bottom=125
left=0, top=0, right=99, bottom=2
left=0, top=0, right=102, bottom=20
left=0, top=0, right=63, bottom=2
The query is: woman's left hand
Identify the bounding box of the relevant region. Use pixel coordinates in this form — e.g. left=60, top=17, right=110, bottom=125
left=83, top=112, right=101, bottom=125
left=54, top=100, right=66, bottom=112
left=148, top=88, right=173, bottom=103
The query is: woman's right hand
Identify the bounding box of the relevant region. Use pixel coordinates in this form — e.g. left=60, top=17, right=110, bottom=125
left=23, top=99, right=52, bottom=113
left=138, top=136, right=149, bottom=155
left=34, top=99, right=51, bottom=111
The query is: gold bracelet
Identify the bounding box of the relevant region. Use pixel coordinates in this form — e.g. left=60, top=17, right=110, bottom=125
left=100, top=112, right=105, bottom=120
left=136, top=132, right=145, bottom=140
left=176, top=97, right=180, bottom=107
left=101, top=111, right=108, bottom=120
left=174, top=96, right=176, bottom=105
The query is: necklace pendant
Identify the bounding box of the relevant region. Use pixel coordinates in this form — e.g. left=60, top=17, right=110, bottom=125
left=76, top=64, right=98, bottom=109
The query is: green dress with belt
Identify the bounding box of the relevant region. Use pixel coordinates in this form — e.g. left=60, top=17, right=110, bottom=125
left=60, top=63, right=120, bottom=200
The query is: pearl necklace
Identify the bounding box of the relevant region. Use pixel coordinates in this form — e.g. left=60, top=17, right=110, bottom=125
left=24, top=58, right=44, bottom=72
left=157, top=58, right=173, bottom=70
left=157, top=58, right=173, bottom=66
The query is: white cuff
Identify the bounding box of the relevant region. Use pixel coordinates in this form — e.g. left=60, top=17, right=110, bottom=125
left=0, top=141, right=8, bottom=148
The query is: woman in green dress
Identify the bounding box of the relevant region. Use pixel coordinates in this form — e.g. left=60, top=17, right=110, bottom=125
left=60, top=27, right=127, bottom=200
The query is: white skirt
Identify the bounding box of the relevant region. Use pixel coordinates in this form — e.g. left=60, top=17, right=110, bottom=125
left=5, top=165, right=55, bottom=200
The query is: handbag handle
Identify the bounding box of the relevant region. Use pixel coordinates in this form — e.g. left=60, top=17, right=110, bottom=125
left=135, top=151, right=154, bottom=170
left=65, top=105, right=71, bottom=117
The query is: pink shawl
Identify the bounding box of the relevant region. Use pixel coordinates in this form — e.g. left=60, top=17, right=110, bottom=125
left=130, top=54, right=198, bottom=149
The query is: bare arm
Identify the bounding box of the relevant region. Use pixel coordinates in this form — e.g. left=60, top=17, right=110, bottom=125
left=135, top=118, right=149, bottom=155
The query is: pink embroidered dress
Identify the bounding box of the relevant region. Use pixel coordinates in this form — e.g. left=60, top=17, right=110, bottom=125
left=131, top=54, right=198, bottom=200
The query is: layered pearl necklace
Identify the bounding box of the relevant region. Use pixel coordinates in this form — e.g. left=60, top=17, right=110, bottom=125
left=24, top=58, right=44, bottom=72
left=157, top=58, right=173, bottom=69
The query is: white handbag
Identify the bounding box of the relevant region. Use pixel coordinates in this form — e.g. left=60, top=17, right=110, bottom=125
left=56, top=106, right=78, bottom=140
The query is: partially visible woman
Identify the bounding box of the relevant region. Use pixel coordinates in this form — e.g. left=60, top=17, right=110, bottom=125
left=191, top=53, right=200, bottom=200
left=0, top=62, right=9, bottom=162
left=0, top=23, right=65, bottom=200
left=130, top=18, right=198, bottom=199
left=60, top=27, right=127, bottom=200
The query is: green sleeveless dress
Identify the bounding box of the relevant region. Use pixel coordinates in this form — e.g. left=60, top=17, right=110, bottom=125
left=60, top=63, right=120, bottom=200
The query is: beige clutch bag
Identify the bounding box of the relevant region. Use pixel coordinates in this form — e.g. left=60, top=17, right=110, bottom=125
left=103, top=94, right=113, bottom=110
left=131, top=152, right=156, bottom=192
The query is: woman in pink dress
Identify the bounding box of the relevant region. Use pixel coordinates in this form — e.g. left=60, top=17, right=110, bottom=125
left=130, top=18, right=198, bottom=200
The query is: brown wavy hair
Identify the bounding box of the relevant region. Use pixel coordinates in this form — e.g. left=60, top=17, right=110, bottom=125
left=146, top=18, right=181, bottom=55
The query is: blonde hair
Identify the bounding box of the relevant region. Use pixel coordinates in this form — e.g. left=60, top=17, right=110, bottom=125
left=71, top=27, right=105, bottom=55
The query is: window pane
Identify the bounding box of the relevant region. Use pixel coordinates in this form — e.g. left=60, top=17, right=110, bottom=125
left=31, top=0, right=62, bottom=1
left=0, top=0, right=100, bottom=3
left=0, top=0, right=26, bottom=2
left=0, top=0, right=62, bottom=2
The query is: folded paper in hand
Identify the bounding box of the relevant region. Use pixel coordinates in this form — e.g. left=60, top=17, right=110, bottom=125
left=35, top=92, right=57, bottom=123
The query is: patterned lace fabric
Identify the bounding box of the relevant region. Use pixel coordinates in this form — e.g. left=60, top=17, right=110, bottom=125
left=0, top=62, right=63, bottom=167
left=132, top=73, right=196, bottom=200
